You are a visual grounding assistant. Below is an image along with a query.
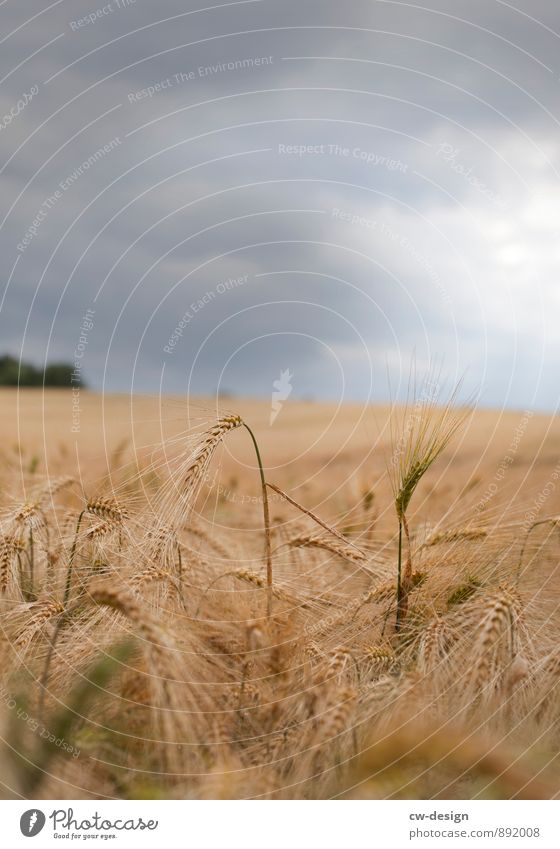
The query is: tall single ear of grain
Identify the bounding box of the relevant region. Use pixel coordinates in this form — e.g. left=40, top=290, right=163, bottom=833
left=388, top=378, right=469, bottom=630
left=151, top=415, right=242, bottom=530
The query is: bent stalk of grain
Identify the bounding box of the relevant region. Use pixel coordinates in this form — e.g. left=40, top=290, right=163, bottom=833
left=242, top=422, right=273, bottom=618
left=165, top=414, right=273, bottom=616
left=266, top=481, right=377, bottom=579
left=516, top=515, right=560, bottom=582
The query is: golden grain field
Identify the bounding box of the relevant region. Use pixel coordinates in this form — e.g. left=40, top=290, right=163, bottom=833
left=1, top=388, right=560, bottom=800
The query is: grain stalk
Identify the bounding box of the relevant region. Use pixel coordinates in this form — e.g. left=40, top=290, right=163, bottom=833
left=64, top=497, right=128, bottom=605
left=516, top=516, right=560, bottom=582
left=38, top=497, right=129, bottom=718
left=266, top=481, right=376, bottom=579
left=182, top=416, right=272, bottom=616
left=242, top=423, right=273, bottom=618
left=389, top=378, right=468, bottom=631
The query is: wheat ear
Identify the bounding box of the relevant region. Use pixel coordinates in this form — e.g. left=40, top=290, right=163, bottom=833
left=284, top=534, right=367, bottom=565
left=417, top=619, right=452, bottom=673
left=516, top=515, right=560, bottom=581
left=14, top=600, right=64, bottom=649
left=64, top=496, right=128, bottom=604
left=266, top=482, right=376, bottom=579
left=389, top=379, right=468, bottom=631
left=425, top=527, right=488, bottom=546
left=182, top=415, right=242, bottom=502
left=180, top=415, right=273, bottom=616
left=88, top=584, right=167, bottom=650
left=471, top=590, right=520, bottom=695
left=1, top=534, right=25, bottom=595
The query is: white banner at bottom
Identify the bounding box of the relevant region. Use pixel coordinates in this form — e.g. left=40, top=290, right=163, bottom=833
left=1, top=800, right=558, bottom=848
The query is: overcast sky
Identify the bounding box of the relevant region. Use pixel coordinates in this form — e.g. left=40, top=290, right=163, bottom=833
left=1, top=0, right=559, bottom=409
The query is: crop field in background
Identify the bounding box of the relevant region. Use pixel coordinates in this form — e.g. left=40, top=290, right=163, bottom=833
left=1, top=388, right=560, bottom=800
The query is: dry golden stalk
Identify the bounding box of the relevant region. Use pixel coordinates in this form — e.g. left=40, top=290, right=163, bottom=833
left=426, top=527, right=488, bottom=546
left=181, top=415, right=274, bottom=616
left=129, top=566, right=185, bottom=606
left=417, top=619, right=452, bottom=673
left=517, top=515, right=560, bottom=580
left=266, top=481, right=376, bottom=579
left=183, top=415, right=242, bottom=500
left=63, top=496, right=128, bottom=605
left=241, top=422, right=273, bottom=618
left=312, top=687, right=358, bottom=770
left=323, top=686, right=357, bottom=738
left=86, top=521, right=114, bottom=540
left=306, top=597, right=368, bottom=639
left=199, top=570, right=296, bottom=613
left=142, top=524, right=183, bottom=584
left=237, top=571, right=298, bottom=604
left=360, top=673, right=401, bottom=711
left=357, top=573, right=425, bottom=613
left=144, top=524, right=177, bottom=558
left=471, top=590, right=521, bottom=694
left=145, top=523, right=174, bottom=543
left=364, top=645, right=394, bottom=661
left=327, top=648, right=355, bottom=682
left=1, top=534, right=24, bottom=594
left=362, top=645, right=395, bottom=672
left=85, top=496, right=128, bottom=524
left=88, top=584, right=168, bottom=651
left=12, top=502, right=40, bottom=524
left=14, top=600, right=64, bottom=649
left=286, top=534, right=367, bottom=564
left=233, top=569, right=266, bottom=588
left=130, top=565, right=173, bottom=587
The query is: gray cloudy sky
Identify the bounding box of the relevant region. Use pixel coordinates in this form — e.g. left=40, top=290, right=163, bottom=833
left=1, top=0, right=559, bottom=408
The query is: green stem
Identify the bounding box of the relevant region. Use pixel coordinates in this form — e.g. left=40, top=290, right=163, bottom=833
left=402, top=513, right=412, bottom=584
left=64, top=510, right=85, bottom=606
left=176, top=539, right=183, bottom=595
left=396, top=519, right=403, bottom=632
left=34, top=639, right=135, bottom=789
left=243, top=423, right=272, bottom=618
left=29, top=525, right=34, bottom=596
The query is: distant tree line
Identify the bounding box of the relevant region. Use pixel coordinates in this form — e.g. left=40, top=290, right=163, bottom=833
left=0, top=354, right=83, bottom=387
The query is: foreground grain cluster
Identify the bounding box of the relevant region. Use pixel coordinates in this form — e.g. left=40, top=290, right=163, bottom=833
left=1, top=393, right=560, bottom=800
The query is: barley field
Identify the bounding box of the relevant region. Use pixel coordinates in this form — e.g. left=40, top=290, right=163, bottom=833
left=1, top=388, right=560, bottom=800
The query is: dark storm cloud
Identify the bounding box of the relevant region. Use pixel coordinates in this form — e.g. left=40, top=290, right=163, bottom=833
left=1, top=0, right=559, bottom=408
